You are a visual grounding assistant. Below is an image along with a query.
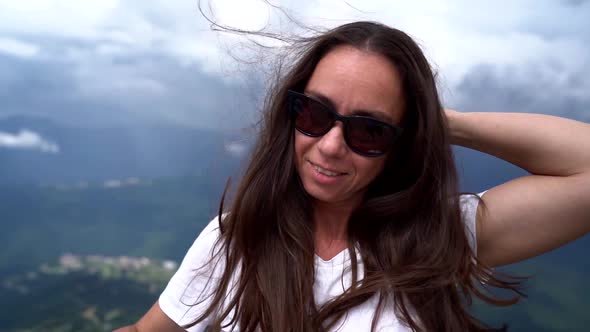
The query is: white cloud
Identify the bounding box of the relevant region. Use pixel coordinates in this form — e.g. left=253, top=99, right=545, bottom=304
left=0, top=0, right=587, bottom=80
left=0, top=37, right=39, bottom=58
left=0, top=129, right=60, bottom=153
left=0, top=0, right=227, bottom=73
left=103, top=179, right=123, bottom=188
left=0, top=0, right=119, bottom=39
left=102, top=177, right=144, bottom=189
left=0, top=0, right=588, bottom=125
left=210, top=0, right=270, bottom=31
left=224, top=140, right=249, bottom=157
left=281, top=0, right=589, bottom=86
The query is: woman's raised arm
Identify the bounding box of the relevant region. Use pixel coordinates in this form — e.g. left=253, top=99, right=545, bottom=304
left=446, top=110, right=590, bottom=267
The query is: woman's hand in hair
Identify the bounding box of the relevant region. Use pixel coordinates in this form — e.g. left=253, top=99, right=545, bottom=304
left=447, top=111, right=590, bottom=268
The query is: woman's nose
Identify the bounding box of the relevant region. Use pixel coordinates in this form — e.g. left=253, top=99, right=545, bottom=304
left=316, top=122, right=348, bottom=158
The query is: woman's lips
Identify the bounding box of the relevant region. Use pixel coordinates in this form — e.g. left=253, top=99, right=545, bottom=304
left=307, top=160, right=347, bottom=176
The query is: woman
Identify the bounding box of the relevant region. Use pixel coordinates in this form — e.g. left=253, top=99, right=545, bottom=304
left=115, top=21, right=590, bottom=331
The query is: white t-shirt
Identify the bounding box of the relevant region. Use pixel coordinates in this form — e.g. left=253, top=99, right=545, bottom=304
left=159, top=192, right=485, bottom=331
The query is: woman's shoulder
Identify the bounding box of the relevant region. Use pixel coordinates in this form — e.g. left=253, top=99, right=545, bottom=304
left=177, top=215, right=224, bottom=268
left=192, top=215, right=224, bottom=250
left=158, top=215, right=226, bottom=328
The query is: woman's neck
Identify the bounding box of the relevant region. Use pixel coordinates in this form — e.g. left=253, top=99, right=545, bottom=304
left=313, top=196, right=362, bottom=260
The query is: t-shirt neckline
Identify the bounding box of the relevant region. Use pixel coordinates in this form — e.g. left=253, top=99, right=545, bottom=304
left=314, top=249, right=350, bottom=269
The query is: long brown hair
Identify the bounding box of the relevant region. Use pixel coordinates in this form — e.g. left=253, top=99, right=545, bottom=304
left=184, top=21, right=524, bottom=332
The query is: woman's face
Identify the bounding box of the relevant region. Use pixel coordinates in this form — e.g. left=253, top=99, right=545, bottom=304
left=294, top=45, right=405, bottom=206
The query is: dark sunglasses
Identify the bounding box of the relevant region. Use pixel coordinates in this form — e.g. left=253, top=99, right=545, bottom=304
left=287, top=90, right=403, bottom=157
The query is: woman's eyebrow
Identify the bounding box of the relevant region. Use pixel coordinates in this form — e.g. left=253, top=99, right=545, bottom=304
left=305, top=90, right=394, bottom=123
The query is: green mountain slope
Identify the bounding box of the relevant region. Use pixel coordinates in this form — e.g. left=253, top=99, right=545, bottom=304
left=1, top=175, right=589, bottom=331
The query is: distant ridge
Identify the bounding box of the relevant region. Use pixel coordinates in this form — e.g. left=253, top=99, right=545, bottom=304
left=0, top=115, right=247, bottom=186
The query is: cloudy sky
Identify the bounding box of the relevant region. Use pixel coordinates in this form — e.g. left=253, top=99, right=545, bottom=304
left=0, top=0, right=589, bottom=135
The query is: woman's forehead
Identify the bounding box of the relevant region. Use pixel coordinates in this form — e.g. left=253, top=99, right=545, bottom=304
left=305, top=45, right=405, bottom=124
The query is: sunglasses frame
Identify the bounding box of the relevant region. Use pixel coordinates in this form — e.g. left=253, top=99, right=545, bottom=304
left=287, top=90, right=404, bottom=157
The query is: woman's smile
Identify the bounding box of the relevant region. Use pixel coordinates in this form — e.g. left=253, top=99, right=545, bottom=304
left=307, top=160, right=347, bottom=176
left=306, top=160, right=347, bottom=186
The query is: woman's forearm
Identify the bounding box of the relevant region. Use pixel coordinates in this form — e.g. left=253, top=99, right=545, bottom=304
left=447, top=110, right=590, bottom=177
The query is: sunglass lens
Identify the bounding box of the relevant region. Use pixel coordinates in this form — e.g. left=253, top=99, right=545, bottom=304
left=292, top=96, right=334, bottom=136
left=346, top=119, right=394, bottom=156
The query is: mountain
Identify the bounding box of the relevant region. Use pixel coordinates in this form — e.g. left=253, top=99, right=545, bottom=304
left=1, top=116, right=589, bottom=331
left=0, top=115, right=249, bottom=186
left=0, top=175, right=226, bottom=277
left=0, top=254, right=175, bottom=332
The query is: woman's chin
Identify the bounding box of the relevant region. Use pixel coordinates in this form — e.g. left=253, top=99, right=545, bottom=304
left=302, top=182, right=362, bottom=206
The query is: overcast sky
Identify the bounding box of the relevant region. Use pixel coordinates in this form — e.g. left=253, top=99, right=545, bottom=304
left=0, top=0, right=588, bottom=132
